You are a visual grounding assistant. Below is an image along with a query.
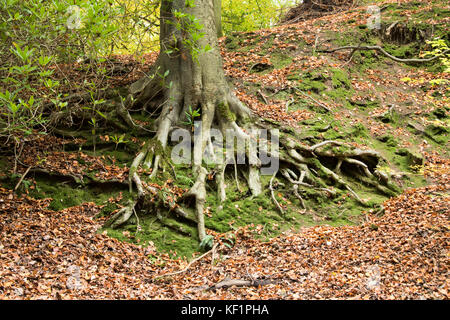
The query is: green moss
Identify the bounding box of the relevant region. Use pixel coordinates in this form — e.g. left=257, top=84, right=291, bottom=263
left=425, top=124, right=449, bottom=144
left=377, top=134, right=398, bottom=147
left=313, top=178, right=390, bottom=227
left=296, top=70, right=329, bottom=93
left=384, top=43, right=418, bottom=59
left=325, top=87, right=352, bottom=100
left=351, top=123, right=369, bottom=138
left=104, top=215, right=199, bottom=258
left=395, top=148, right=423, bottom=167
left=433, top=106, right=449, bottom=120
left=330, top=68, right=352, bottom=89
left=350, top=99, right=380, bottom=111
left=207, top=193, right=277, bottom=231
left=217, top=101, right=237, bottom=122
left=412, top=6, right=450, bottom=21
left=98, top=201, right=120, bottom=217
left=174, top=171, right=195, bottom=189
left=25, top=176, right=131, bottom=212
left=287, top=71, right=301, bottom=81
left=322, top=127, right=346, bottom=140
left=298, top=79, right=327, bottom=93
left=270, top=52, right=293, bottom=69
left=369, top=139, right=427, bottom=189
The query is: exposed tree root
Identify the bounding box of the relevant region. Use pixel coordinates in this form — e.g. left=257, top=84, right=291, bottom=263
left=102, top=0, right=402, bottom=244
left=103, top=201, right=135, bottom=229
left=106, top=69, right=260, bottom=243
left=93, top=87, right=400, bottom=242
left=104, top=94, right=399, bottom=239
left=183, top=167, right=208, bottom=241
left=269, top=171, right=284, bottom=214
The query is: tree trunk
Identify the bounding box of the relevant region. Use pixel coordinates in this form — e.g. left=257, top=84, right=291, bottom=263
left=214, top=0, right=223, bottom=38
left=125, top=0, right=253, bottom=242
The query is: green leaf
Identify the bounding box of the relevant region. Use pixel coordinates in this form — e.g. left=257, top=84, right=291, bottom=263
left=199, top=235, right=214, bottom=250
left=95, top=110, right=106, bottom=119
left=203, top=44, right=213, bottom=53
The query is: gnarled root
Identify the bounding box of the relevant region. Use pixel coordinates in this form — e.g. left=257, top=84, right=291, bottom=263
left=104, top=201, right=135, bottom=229
left=183, top=167, right=208, bottom=241
left=106, top=74, right=261, bottom=243
left=271, top=136, right=400, bottom=210
left=105, top=46, right=399, bottom=243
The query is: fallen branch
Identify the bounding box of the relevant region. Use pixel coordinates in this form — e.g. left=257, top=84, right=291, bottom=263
left=340, top=42, right=362, bottom=67
left=319, top=45, right=450, bottom=63
left=207, top=278, right=277, bottom=291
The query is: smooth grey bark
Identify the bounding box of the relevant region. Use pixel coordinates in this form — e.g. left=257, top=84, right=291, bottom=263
left=214, top=0, right=223, bottom=38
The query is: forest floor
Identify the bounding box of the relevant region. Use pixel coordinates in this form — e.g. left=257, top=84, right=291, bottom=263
left=0, top=0, right=448, bottom=299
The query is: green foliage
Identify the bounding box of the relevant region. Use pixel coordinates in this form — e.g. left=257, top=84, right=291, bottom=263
left=167, top=1, right=213, bottom=62
left=423, top=38, right=450, bottom=73
left=221, top=0, right=296, bottom=34
left=199, top=234, right=214, bottom=250
left=0, top=42, right=51, bottom=139
left=0, top=0, right=127, bottom=61
left=183, top=105, right=201, bottom=126
left=0, top=0, right=160, bottom=141
left=110, top=134, right=129, bottom=150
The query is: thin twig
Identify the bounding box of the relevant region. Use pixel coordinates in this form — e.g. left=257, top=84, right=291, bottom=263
left=153, top=243, right=219, bottom=280
left=14, top=166, right=31, bottom=191
left=292, top=87, right=331, bottom=112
